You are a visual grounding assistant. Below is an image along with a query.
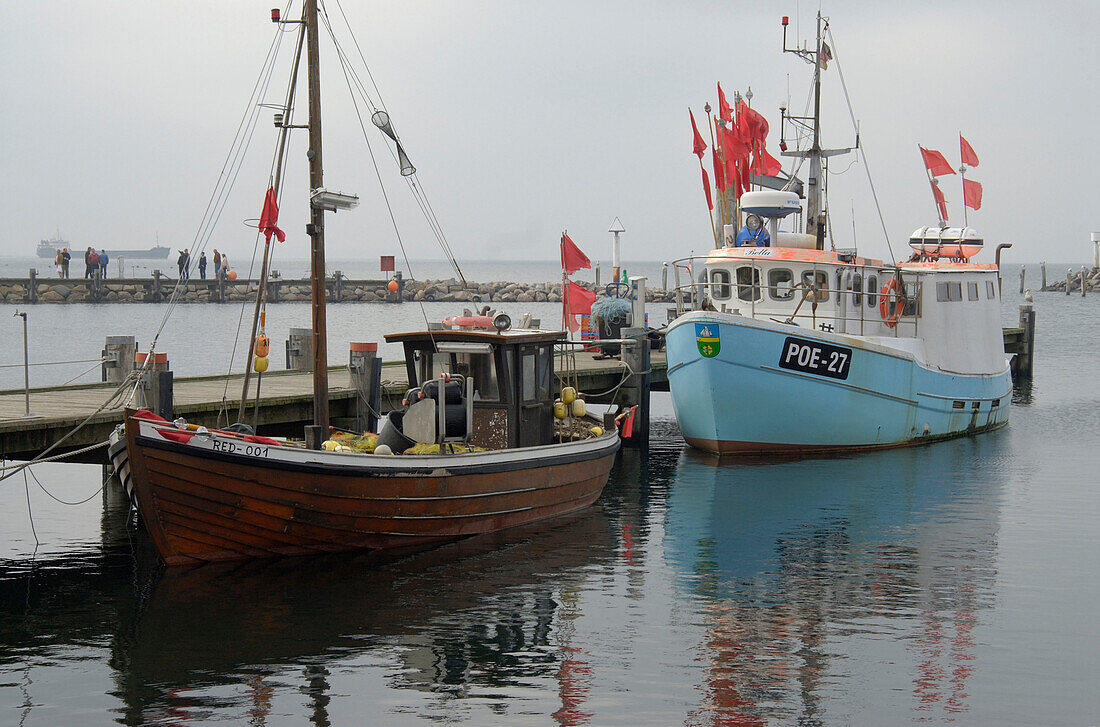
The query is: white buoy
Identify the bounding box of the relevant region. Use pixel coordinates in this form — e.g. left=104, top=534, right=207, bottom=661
left=375, top=443, right=392, bottom=455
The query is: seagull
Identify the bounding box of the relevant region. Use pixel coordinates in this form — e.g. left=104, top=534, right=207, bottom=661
left=1024, top=288, right=1033, bottom=303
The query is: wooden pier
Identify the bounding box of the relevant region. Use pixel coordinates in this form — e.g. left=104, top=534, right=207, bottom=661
left=0, top=352, right=668, bottom=462
left=0, top=314, right=1036, bottom=462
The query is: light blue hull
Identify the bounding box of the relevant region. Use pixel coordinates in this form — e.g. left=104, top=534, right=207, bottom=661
left=665, top=312, right=1011, bottom=455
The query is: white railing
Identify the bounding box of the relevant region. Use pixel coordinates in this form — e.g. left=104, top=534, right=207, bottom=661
left=665, top=256, right=922, bottom=337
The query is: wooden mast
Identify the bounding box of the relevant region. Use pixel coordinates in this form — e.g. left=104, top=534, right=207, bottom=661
left=305, top=0, right=329, bottom=433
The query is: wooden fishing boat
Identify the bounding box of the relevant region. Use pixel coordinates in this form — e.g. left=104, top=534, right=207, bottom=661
left=118, top=1, right=619, bottom=565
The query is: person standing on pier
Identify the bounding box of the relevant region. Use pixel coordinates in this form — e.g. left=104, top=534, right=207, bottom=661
left=177, top=248, right=189, bottom=279
left=198, top=252, right=207, bottom=279
left=88, top=249, right=101, bottom=281
left=213, top=249, right=221, bottom=278
left=83, top=247, right=93, bottom=278
left=220, top=254, right=229, bottom=279
left=54, top=249, right=63, bottom=277
left=99, top=250, right=109, bottom=279
left=61, top=248, right=70, bottom=278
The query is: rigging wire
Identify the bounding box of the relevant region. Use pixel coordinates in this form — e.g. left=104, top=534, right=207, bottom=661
left=318, top=4, right=434, bottom=332
left=826, top=26, right=897, bottom=265
left=324, top=0, right=467, bottom=285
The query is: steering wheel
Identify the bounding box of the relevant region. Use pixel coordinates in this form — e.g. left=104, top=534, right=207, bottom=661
left=605, top=282, right=630, bottom=298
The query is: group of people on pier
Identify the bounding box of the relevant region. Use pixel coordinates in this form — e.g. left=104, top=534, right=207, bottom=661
left=176, top=248, right=230, bottom=280
left=52, top=247, right=110, bottom=280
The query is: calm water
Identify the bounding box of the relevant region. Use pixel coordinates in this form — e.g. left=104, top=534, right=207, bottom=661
left=1, top=264, right=1098, bottom=725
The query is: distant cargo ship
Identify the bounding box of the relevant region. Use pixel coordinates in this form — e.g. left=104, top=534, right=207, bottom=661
left=36, top=234, right=171, bottom=260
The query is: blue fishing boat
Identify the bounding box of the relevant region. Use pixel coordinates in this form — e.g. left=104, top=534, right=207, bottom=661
left=664, top=14, right=1010, bottom=455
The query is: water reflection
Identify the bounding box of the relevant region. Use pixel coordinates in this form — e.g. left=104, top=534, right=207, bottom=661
left=0, top=425, right=1012, bottom=725
left=658, top=435, right=1007, bottom=725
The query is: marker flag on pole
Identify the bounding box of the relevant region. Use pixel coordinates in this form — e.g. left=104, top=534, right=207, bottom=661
left=932, top=180, right=949, bottom=221
left=701, top=167, right=713, bottom=210
left=920, top=146, right=956, bottom=176
left=258, top=186, right=285, bottom=243
left=560, top=233, right=591, bottom=276
left=960, top=135, right=979, bottom=167
left=563, top=280, right=597, bottom=332
left=751, top=148, right=783, bottom=176
left=717, top=82, right=733, bottom=123
left=711, top=147, right=726, bottom=190
left=690, top=110, right=707, bottom=159
left=963, top=178, right=983, bottom=210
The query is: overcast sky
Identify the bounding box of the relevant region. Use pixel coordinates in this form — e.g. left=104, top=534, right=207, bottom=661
left=1, top=0, right=1096, bottom=267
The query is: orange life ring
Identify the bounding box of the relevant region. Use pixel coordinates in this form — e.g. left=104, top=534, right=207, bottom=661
left=879, top=279, right=904, bottom=327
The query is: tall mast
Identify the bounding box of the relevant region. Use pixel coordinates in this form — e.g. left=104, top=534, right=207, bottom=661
left=806, top=13, right=824, bottom=245
left=305, top=0, right=329, bottom=431
left=779, top=12, right=854, bottom=251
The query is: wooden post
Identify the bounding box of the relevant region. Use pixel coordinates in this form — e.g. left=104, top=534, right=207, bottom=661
left=1016, top=304, right=1035, bottom=378
left=618, top=327, right=650, bottom=450
left=1066, top=268, right=1072, bottom=295
left=1081, top=270, right=1087, bottom=297
left=217, top=270, right=225, bottom=302
left=334, top=270, right=342, bottom=303
left=153, top=269, right=162, bottom=302
left=1019, top=266, right=1025, bottom=294
left=27, top=268, right=37, bottom=304
left=1040, top=261, right=1047, bottom=290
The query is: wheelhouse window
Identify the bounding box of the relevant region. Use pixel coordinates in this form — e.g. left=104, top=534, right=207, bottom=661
left=903, top=281, right=922, bottom=316
left=520, top=346, right=551, bottom=403
left=866, top=274, right=878, bottom=308
left=852, top=273, right=863, bottom=306
left=936, top=281, right=962, bottom=302
left=736, top=266, right=762, bottom=302
left=801, top=270, right=829, bottom=302
left=420, top=349, right=501, bottom=401
left=968, top=282, right=979, bottom=301
left=986, top=280, right=996, bottom=299
left=768, top=268, right=795, bottom=300
left=710, top=268, right=732, bottom=300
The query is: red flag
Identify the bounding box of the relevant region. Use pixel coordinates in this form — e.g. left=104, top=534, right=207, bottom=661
left=717, top=82, right=733, bottom=123
left=701, top=168, right=713, bottom=210
left=932, top=181, right=949, bottom=221
left=736, top=100, right=769, bottom=144
left=711, top=147, right=726, bottom=190
left=721, top=123, right=749, bottom=161
left=960, top=135, right=979, bottom=167
left=563, top=280, right=597, bottom=332
left=560, top=233, right=591, bottom=275
left=963, top=178, right=983, bottom=210
left=689, top=110, right=707, bottom=159
left=258, top=186, right=285, bottom=243
left=740, top=158, right=751, bottom=197
left=920, top=146, right=956, bottom=176
left=751, top=148, right=782, bottom=176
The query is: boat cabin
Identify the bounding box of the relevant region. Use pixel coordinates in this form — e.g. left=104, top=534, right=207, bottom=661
left=384, top=327, right=564, bottom=450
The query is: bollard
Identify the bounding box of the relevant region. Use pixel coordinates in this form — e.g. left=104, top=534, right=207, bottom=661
left=135, top=352, right=172, bottom=419
left=1016, top=304, right=1036, bottom=377
left=348, top=342, right=382, bottom=432
left=102, top=335, right=137, bottom=383
left=618, top=327, right=651, bottom=451
left=286, top=327, right=313, bottom=370
left=1041, top=261, right=1047, bottom=290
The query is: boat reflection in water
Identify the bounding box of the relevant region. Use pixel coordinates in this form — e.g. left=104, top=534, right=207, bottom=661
left=105, top=509, right=615, bottom=725
left=662, top=434, right=1006, bottom=725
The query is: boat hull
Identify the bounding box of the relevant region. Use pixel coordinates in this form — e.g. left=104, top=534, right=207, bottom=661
left=124, top=416, right=620, bottom=565
left=665, top=312, right=1011, bottom=455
